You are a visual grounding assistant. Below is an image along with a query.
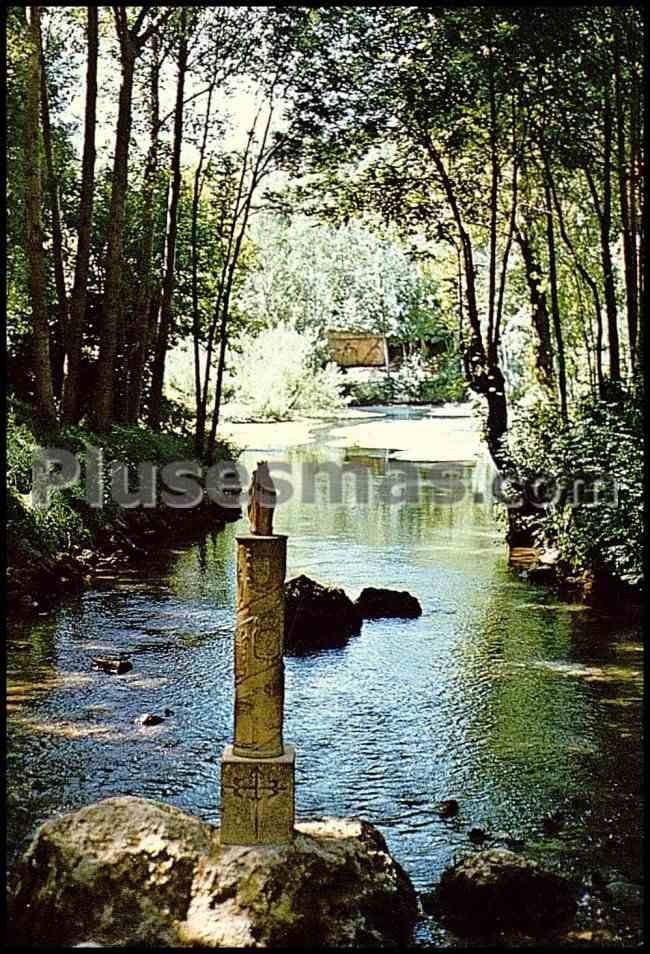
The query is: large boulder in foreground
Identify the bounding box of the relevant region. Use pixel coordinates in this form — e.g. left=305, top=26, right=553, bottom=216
left=9, top=796, right=418, bottom=948
left=355, top=587, right=422, bottom=620
left=435, top=848, right=576, bottom=936
left=284, top=574, right=362, bottom=653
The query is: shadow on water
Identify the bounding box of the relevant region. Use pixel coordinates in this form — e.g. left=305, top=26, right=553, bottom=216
left=6, top=427, right=643, bottom=945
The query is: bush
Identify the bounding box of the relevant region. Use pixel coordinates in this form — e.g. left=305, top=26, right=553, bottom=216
left=345, top=351, right=467, bottom=406
left=507, top=387, right=643, bottom=588
left=228, top=325, right=348, bottom=420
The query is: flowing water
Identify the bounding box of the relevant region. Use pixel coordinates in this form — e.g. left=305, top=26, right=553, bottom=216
left=7, top=412, right=643, bottom=944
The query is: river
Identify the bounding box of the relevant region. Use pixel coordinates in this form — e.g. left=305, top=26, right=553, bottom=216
left=7, top=407, right=643, bottom=944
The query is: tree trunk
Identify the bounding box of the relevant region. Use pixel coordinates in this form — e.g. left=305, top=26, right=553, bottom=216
left=515, top=227, right=555, bottom=390
left=126, top=33, right=161, bottom=423
left=24, top=6, right=57, bottom=432
left=93, top=30, right=136, bottom=431
left=613, top=15, right=638, bottom=372
left=191, top=74, right=218, bottom=455
left=629, top=40, right=642, bottom=374
left=422, top=132, right=510, bottom=472
left=148, top=11, right=188, bottom=431
left=543, top=180, right=568, bottom=419
left=205, top=107, right=276, bottom=461
left=585, top=92, right=620, bottom=385
left=545, top=159, right=605, bottom=396
left=38, top=12, right=68, bottom=359
left=62, top=6, right=98, bottom=424
left=486, top=41, right=498, bottom=356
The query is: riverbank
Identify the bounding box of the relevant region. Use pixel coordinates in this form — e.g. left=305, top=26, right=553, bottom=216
left=7, top=408, right=240, bottom=615
left=7, top=498, right=240, bottom=615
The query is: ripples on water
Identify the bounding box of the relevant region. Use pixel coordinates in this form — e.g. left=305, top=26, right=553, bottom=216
left=7, top=438, right=643, bottom=945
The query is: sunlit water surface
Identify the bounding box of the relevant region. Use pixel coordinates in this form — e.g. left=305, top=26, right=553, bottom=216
left=7, top=417, right=643, bottom=944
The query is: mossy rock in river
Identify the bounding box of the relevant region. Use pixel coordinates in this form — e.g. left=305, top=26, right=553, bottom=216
left=284, top=575, right=362, bottom=653
left=435, top=848, right=577, bottom=937
left=355, top=587, right=422, bottom=620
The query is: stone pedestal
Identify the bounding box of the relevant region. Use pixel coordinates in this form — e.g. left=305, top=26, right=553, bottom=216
left=220, top=744, right=295, bottom=846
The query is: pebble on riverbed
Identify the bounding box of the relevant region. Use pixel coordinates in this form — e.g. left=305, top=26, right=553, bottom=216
left=468, top=826, right=487, bottom=844
left=437, top=799, right=459, bottom=818
left=135, top=714, right=164, bottom=727
left=92, top=657, right=132, bottom=675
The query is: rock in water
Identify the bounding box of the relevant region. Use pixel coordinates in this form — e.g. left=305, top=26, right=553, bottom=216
left=468, top=826, right=487, bottom=845
left=8, top=796, right=418, bottom=948
left=435, top=849, right=576, bottom=936
left=284, top=575, right=362, bottom=653
left=437, top=799, right=459, bottom=818
left=355, top=587, right=422, bottom=620
left=135, top=713, right=164, bottom=727
left=92, top=656, right=131, bottom=675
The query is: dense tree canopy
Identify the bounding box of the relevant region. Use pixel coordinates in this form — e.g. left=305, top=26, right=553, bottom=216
left=6, top=4, right=644, bottom=583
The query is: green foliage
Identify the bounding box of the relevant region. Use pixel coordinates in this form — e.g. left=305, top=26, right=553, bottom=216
left=508, top=389, right=643, bottom=588
left=6, top=405, right=236, bottom=561
left=239, top=213, right=446, bottom=343
left=345, top=351, right=467, bottom=406
left=7, top=407, right=90, bottom=555
left=227, top=325, right=348, bottom=420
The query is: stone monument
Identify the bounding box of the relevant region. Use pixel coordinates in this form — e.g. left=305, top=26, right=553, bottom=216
left=220, top=462, right=295, bottom=845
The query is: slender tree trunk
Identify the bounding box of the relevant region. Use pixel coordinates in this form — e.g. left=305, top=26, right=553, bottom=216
left=24, top=6, right=57, bottom=431
left=494, top=99, right=522, bottom=354
left=38, top=13, right=68, bottom=358
left=515, top=227, right=555, bottom=389
left=113, top=279, right=129, bottom=422
left=585, top=92, right=620, bottom=384
left=486, top=42, right=498, bottom=359
left=191, top=73, right=217, bottom=455
left=574, top=275, right=597, bottom=397
left=62, top=7, right=98, bottom=424
left=126, top=34, right=161, bottom=423
left=206, top=107, right=276, bottom=460
left=93, top=31, right=136, bottom=431
left=148, top=11, right=188, bottom=431
left=198, top=125, right=257, bottom=450
left=545, top=159, right=605, bottom=396
left=613, top=28, right=638, bottom=371
left=543, top=180, right=568, bottom=419
left=419, top=133, right=511, bottom=471
left=629, top=54, right=642, bottom=371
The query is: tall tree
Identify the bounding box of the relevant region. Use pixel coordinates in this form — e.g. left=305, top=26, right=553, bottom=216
left=38, top=11, right=68, bottom=351
left=92, top=6, right=173, bottom=431
left=542, top=177, right=568, bottom=420
left=583, top=88, right=621, bottom=385
left=125, top=32, right=162, bottom=423
left=23, top=6, right=57, bottom=431
left=61, top=6, right=98, bottom=424
left=148, top=8, right=189, bottom=430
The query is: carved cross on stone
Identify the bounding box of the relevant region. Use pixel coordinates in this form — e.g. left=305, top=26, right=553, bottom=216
left=247, top=461, right=276, bottom=535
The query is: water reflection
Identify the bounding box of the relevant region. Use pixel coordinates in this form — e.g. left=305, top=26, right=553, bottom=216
left=6, top=435, right=642, bottom=944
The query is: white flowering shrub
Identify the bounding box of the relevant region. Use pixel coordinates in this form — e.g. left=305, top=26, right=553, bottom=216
left=228, top=325, right=348, bottom=420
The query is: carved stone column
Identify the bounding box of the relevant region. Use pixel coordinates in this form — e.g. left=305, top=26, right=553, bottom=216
left=221, top=526, right=295, bottom=846
left=232, top=534, right=286, bottom=759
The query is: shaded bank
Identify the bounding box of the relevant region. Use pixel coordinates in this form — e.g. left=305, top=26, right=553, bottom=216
left=7, top=406, right=240, bottom=614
